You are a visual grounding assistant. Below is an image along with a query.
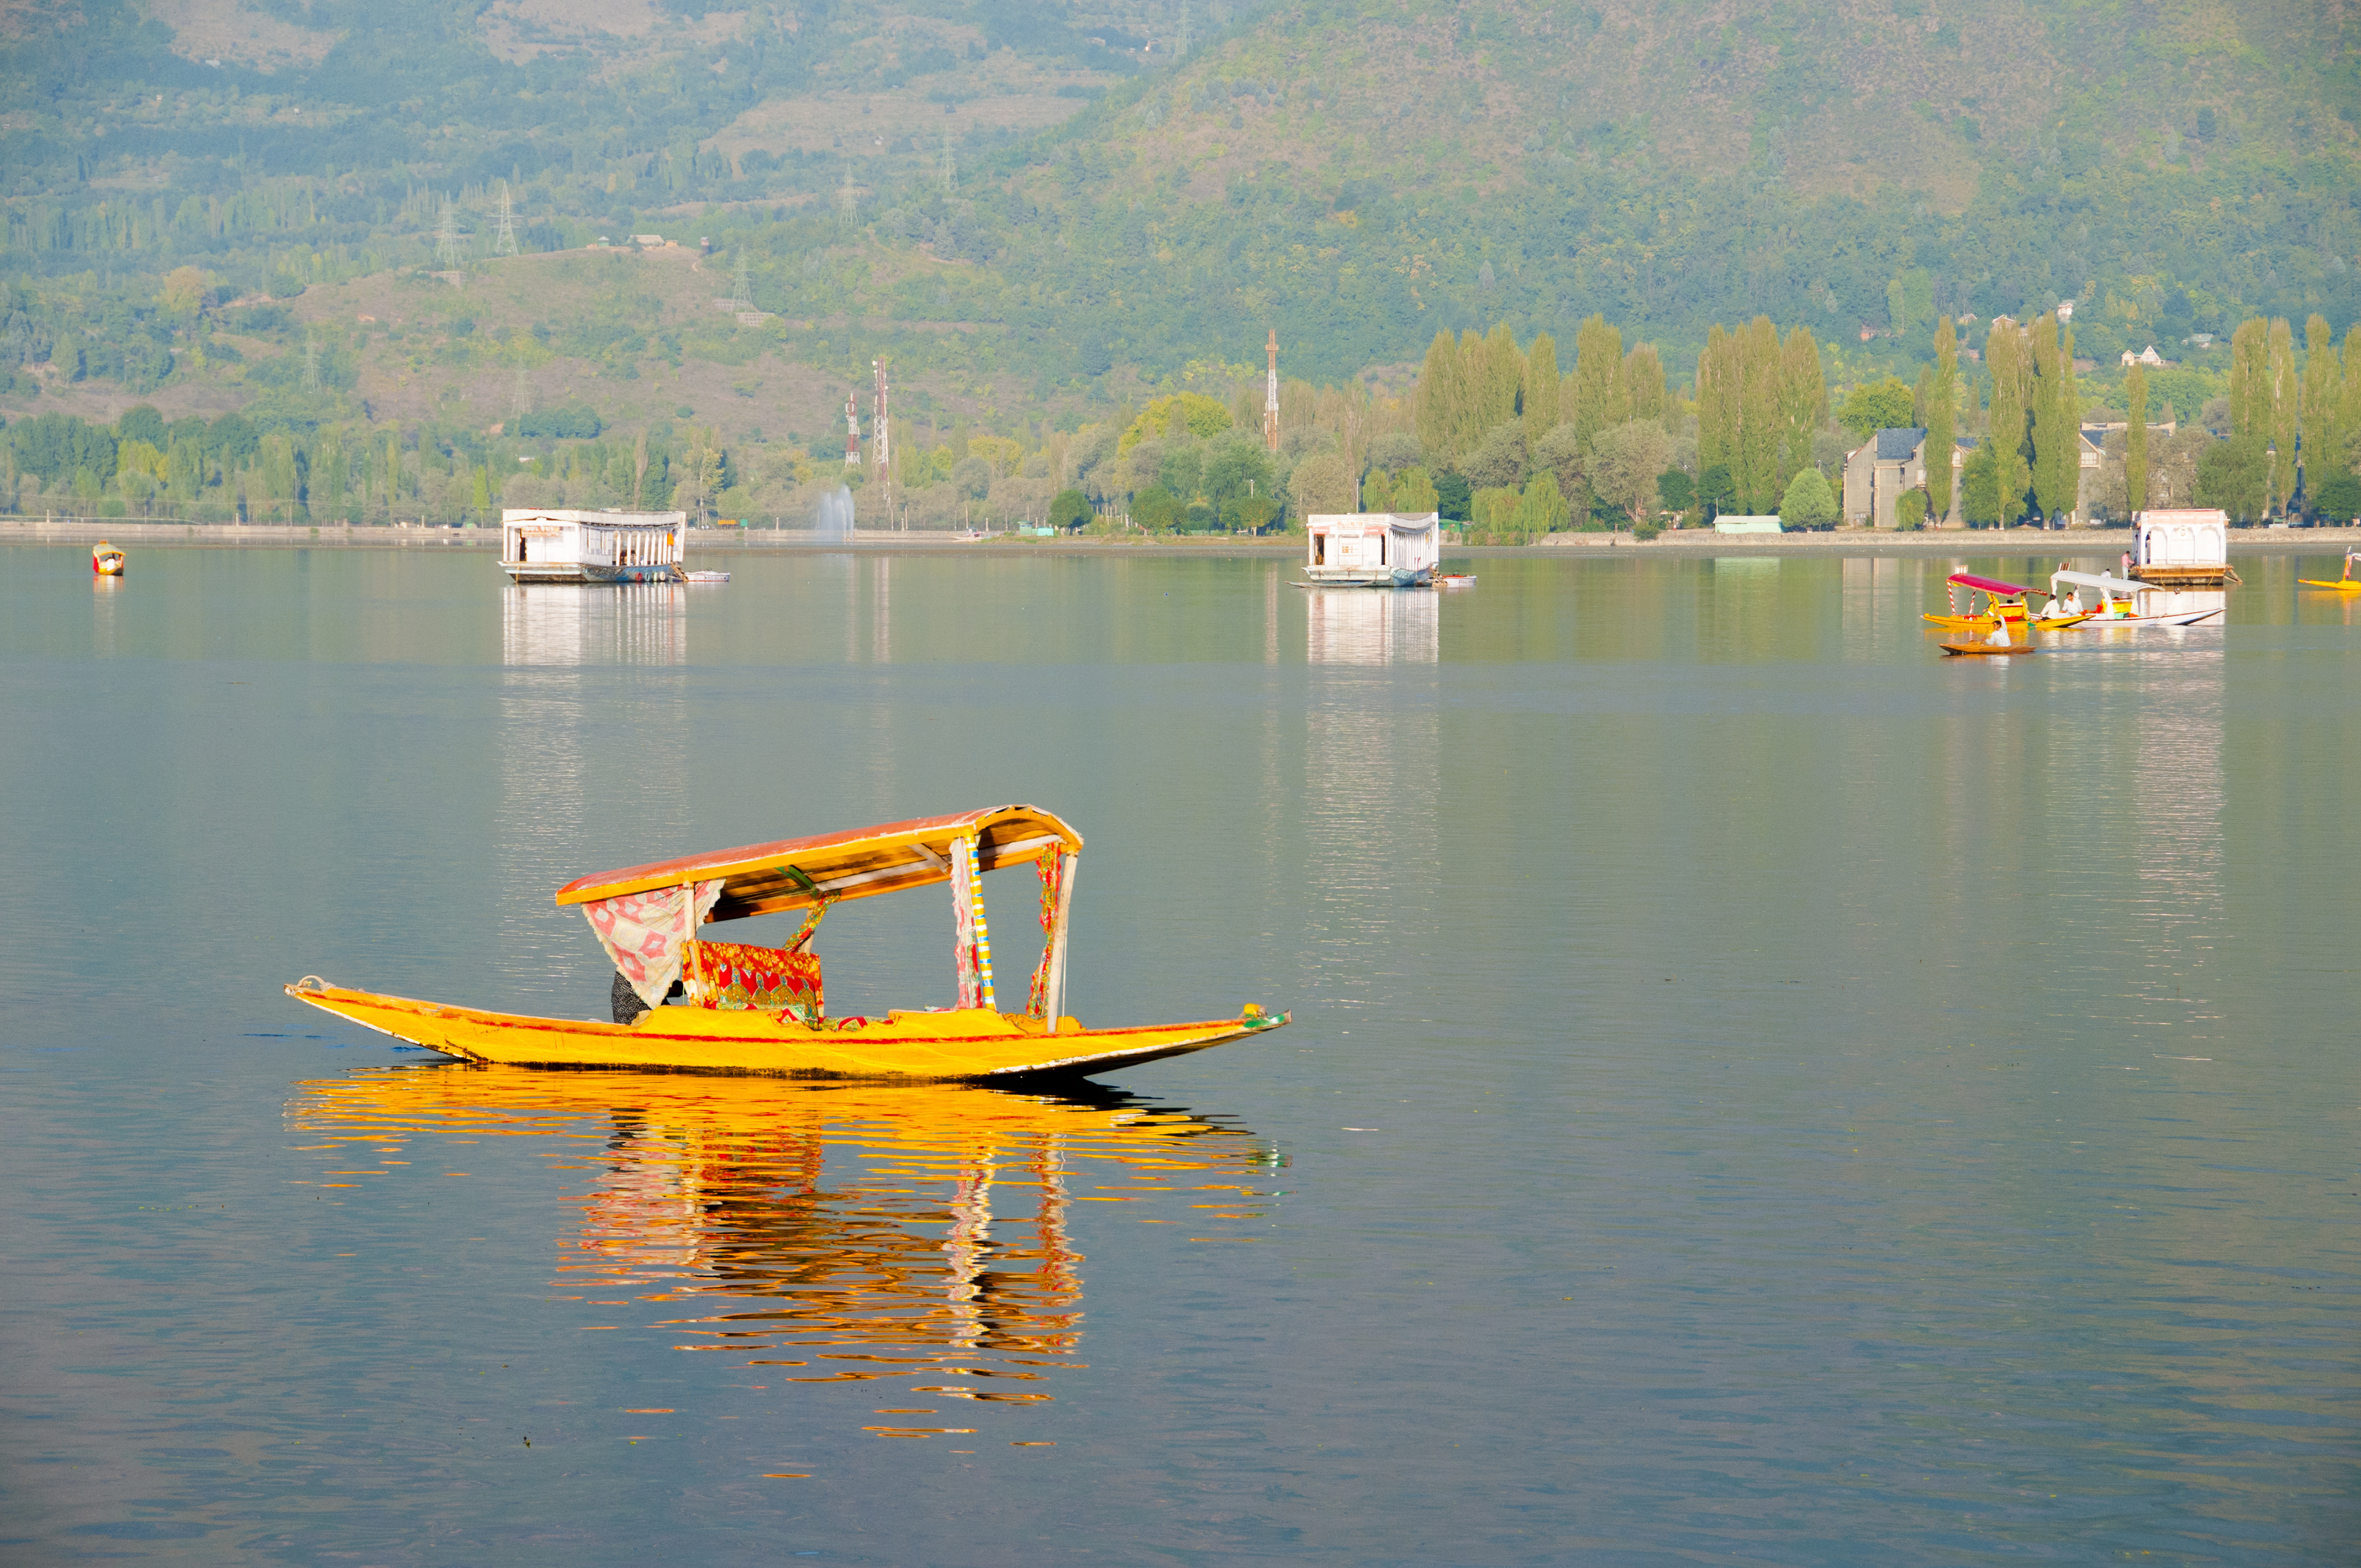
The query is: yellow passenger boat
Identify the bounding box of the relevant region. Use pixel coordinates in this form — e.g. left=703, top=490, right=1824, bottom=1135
left=2299, top=550, right=2361, bottom=591
left=287, top=804, right=1287, bottom=1081
left=1922, top=570, right=2086, bottom=633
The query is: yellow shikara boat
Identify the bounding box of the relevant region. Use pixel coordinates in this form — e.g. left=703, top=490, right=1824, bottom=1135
left=1923, top=571, right=2086, bottom=633
left=2299, top=550, right=2361, bottom=591
left=288, top=804, right=1287, bottom=1081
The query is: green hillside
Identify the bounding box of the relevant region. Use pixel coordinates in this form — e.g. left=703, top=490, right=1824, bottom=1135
left=1, top=0, right=2356, bottom=527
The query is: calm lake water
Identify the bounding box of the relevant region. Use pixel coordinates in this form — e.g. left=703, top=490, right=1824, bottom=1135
left=3, top=544, right=2355, bottom=1564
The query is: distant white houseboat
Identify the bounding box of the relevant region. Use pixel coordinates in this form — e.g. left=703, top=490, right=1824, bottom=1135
left=1303, top=512, right=1441, bottom=587
left=2129, top=509, right=2234, bottom=588
left=500, top=509, right=687, bottom=584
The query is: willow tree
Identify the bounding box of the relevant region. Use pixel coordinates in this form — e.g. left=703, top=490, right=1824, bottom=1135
left=1926, top=317, right=1957, bottom=525
left=2125, top=360, right=2149, bottom=515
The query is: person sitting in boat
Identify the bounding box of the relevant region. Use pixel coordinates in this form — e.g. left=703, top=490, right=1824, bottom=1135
left=1985, top=619, right=2012, bottom=646
left=612, top=972, right=686, bottom=1024
left=2050, top=588, right=2082, bottom=617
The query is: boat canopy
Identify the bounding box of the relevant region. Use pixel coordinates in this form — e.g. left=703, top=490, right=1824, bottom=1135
left=557, top=805, right=1084, bottom=922
left=2050, top=569, right=2143, bottom=597
left=1947, top=572, right=2033, bottom=596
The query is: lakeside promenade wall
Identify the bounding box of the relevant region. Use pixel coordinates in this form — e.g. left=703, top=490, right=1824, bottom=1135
left=9, top=517, right=2359, bottom=558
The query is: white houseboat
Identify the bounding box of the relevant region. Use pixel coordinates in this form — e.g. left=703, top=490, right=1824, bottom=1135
left=1302, top=512, right=1441, bottom=587
left=500, top=509, right=687, bottom=584
left=2129, top=509, right=2234, bottom=588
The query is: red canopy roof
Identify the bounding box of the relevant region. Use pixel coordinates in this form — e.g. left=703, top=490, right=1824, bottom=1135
left=1947, top=572, right=2033, bottom=595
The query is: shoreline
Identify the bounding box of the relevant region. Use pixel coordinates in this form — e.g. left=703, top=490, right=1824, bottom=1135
left=7, top=517, right=2358, bottom=558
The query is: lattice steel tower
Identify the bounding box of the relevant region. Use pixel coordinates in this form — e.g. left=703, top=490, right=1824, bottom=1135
left=492, top=180, right=520, bottom=257
left=433, top=196, right=467, bottom=268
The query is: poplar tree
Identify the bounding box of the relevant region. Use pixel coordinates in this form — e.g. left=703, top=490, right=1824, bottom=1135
left=1982, top=319, right=2031, bottom=526
left=2301, top=315, right=2338, bottom=508
left=1926, top=317, right=1957, bottom=525
left=1522, top=332, right=1560, bottom=431
left=1696, top=323, right=1736, bottom=480
left=2344, top=326, right=2361, bottom=483
left=1477, top=321, right=1523, bottom=435
left=2228, top=318, right=2268, bottom=453
left=1571, top=315, right=1626, bottom=444
left=1738, top=315, right=1781, bottom=513
left=1452, top=329, right=1486, bottom=454
left=2125, top=360, right=2149, bottom=515
left=1779, top=327, right=1827, bottom=494
left=1414, top=330, right=1464, bottom=461
left=2055, top=320, right=2080, bottom=521
left=1622, top=343, right=1666, bottom=424
left=2029, top=315, right=2076, bottom=522
left=2266, top=317, right=2296, bottom=516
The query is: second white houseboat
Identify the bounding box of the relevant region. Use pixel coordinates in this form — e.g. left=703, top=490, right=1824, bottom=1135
left=500, top=509, right=687, bottom=584
left=1302, top=512, right=1442, bottom=588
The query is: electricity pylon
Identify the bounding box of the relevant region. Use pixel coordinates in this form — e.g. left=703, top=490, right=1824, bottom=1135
left=433, top=196, right=467, bottom=268
left=492, top=180, right=520, bottom=257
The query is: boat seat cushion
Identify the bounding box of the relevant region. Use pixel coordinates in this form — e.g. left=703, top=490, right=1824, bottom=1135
left=684, top=940, right=823, bottom=1021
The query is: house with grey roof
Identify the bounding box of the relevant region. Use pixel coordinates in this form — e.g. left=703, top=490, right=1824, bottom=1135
left=1841, top=427, right=1961, bottom=528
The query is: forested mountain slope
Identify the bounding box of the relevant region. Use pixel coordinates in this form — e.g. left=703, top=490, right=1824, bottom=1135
left=816, top=0, right=2360, bottom=381
left=1, top=0, right=2355, bottom=414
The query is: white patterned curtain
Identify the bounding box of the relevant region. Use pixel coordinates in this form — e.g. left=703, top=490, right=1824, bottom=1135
left=583, top=880, right=724, bottom=1008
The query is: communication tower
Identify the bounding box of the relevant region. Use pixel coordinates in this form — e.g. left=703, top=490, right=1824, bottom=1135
left=836, top=166, right=858, bottom=235
left=844, top=389, right=862, bottom=467
left=1262, top=328, right=1280, bottom=452
left=940, top=127, right=955, bottom=194
left=872, top=358, right=892, bottom=523
left=731, top=251, right=754, bottom=311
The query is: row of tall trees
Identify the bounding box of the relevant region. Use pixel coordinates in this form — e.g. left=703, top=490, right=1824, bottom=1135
left=2202, top=315, right=2361, bottom=520
left=1960, top=312, right=2082, bottom=526
left=1412, top=317, right=1666, bottom=466
left=1, top=404, right=694, bottom=525
left=1695, top=319, right=1828, bottom=517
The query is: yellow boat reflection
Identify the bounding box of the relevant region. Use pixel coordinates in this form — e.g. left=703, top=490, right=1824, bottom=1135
left=286, top=1067, right=1273, bottom=1431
